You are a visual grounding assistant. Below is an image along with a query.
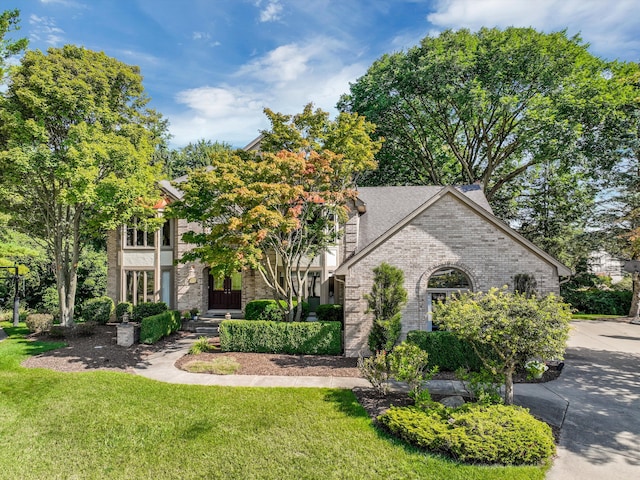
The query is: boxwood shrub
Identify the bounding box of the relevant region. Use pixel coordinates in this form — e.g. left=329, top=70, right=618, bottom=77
left=140, top=311, right=182, bottom=344
left=316, top=304, right=343, bottom=323
left=116, top=301, right=133, bottom=322
left=219, top=320, right=342, bottom=355
left=25, top=313, right=54, bottom=333
left=378, top=404, right=555, bottom=465
left=406, top=330, right=487, bottom=371
left=244, top=299, right=309, bottom=321
left=132, top=301, right=168, bottom=322
left=81, top=296, right=114, bottom=324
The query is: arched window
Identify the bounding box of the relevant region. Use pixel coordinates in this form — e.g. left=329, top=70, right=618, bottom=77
left=425, top=267, right=472, bottom=331
left=427, top=268, right=471, bottom=289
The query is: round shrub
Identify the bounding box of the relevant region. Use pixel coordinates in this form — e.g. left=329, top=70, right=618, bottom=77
left=116, top=302, right=133, bottom=322
left=25, top=313, right=54, bottom=333
left=81, top=296, right=114, bottom=324
left=245, top=299, right=309, bottom=321
left=378, top=404, right=555, bottom=465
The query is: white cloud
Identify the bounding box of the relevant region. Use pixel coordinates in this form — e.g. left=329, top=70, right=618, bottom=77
left=427, top=0, right=640, bottom=60
left=192, top=31, right=211, bottom=41
left=168, top=38, right=368, bottom=147
left=258, top=1, right=283, bottom=22
left=29, top=14, right=65, bottom=46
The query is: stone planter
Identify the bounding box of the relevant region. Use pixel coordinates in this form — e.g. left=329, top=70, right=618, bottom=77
left=117, top=322, right=140, bottom=347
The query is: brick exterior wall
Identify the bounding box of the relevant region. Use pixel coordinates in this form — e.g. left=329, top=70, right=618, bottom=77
left=106, top=229, right=119, bottom=304
left=342, top=194, right=562, bottom=357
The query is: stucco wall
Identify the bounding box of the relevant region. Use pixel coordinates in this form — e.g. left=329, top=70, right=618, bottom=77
left=342, top=194, right=561, bottom=357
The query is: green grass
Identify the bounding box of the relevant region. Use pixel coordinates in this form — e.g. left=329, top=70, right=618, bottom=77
left=0, top=322, right=547, bottom=479
left=182, top=356, right=241, bottom=374
left=572, top=313, right=624, bottom=320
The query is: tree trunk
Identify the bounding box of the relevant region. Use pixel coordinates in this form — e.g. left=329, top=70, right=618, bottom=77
left=503, top=369, right=515, bottom=405
left=630, top=271, right=640, bottom=323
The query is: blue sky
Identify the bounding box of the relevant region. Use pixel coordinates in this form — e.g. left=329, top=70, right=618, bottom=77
left=9, top=0, right=640, bottom=148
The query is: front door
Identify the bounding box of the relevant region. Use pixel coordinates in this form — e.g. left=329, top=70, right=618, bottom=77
left=208, top=272, right=242, bottom=310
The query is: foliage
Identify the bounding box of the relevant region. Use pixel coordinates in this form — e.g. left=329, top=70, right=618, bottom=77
left=0, top=9, right=28, bottom=81
left=157, top=139, right=234, bottom=178
left=434, top=288, right=571, bottom=404
left=561, top=287, right=632, bottom=315
left=387, top=342, right=434, bottom=400
left=365, top=262, right=407, bottom=352
left=378, top=404, right=555, bottom=465
left=171, top=104, right=380, bottom=322
left=139, top=310, right=181, bottom=344
left=218, top=320, right=342, bottom=355
left=456, top=368, right=504, bottom=405
left=132, top=302, right=168, bottom=322
left=524, top=360, right=549, bottom=380
left=316, top=303, right=343, bottom=323
left=357, top=350, right=392, bottom=396
left=80, top=296, right=114, bottom=325
left=244, top=299, right=309, bottom=321
left=115, top=302, right=133, bottom=322
left=0, top=45, right=164, bottom=327
left=406, top=330, right=488, bottom=371
left=339, top=27, right=609, bottom=200
left=25, top=313, right=53, bottom=334
left=188, top=336, right=218, bottom=355
left=49, top=322, right=97, bottom=339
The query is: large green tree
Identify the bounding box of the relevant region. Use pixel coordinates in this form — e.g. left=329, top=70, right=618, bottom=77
left=0, top=9, right=27, bottom=81
left=156, top=139, right=234, bottom=178
left=171, top=105, right=380, bottom=321
left=0, top=45, right=163, bottom=326
left=339, top=28, right=609, bottom=204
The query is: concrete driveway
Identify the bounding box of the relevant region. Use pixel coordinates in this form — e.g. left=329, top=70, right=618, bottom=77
left=545, top=320, right=640, bottom=479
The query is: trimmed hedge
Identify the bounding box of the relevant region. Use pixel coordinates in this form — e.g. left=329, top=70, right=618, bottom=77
left=406, top=330, right=488, bottom=371
left=244, top=299, right=310, bottom=321
left=81, top=296, right=114, bottom=324
left=378, top=404, right=555, bottom=465
left=140, top=311, right=181, bottom=344
left=132, top=302, right=168, bottom=322
left=219, top=320, right=342, bottom=355
left=316, top=304, right=343, bottom=323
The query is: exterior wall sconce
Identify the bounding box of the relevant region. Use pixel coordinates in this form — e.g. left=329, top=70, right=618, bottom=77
left=188, top=265, right=197, bottom=284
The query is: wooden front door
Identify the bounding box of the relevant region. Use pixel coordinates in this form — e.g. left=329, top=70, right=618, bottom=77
left=208, top=273, right=242, bottom=310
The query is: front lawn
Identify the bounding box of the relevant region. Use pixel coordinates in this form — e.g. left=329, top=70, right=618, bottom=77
left=572, top=314, right=624, bottom=320
left=0, top=323, right=547, bottom=479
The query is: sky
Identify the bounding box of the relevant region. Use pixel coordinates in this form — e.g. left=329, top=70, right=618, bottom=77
left=8, top=0, right=640, bottom=148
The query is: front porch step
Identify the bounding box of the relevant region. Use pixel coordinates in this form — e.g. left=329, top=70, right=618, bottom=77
left=194, top=326, right=219, bottom=336
left=181, top=318, right=222, bottom=333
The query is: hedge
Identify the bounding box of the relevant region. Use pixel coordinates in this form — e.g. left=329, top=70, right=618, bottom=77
left=219, top=320, right=342, bottom=355
left=316, top=304, right=343, bottom=323
left=561, top=289, right=632, bottom=315
left=81, top=296, right=114, bottom=324
left=406, top=330, right=489, bottom=372
left=132, top=302, right=168, bottom=322
left=140, top=311, right=182, bottom=344
left=244, top=299, right=310, bottom=321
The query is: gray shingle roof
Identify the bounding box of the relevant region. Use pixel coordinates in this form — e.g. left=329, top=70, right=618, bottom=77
left=355, top=184, right=493, bottom=250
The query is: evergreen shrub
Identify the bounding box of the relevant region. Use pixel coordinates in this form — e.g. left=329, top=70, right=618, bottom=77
left=81, top=296, right=114, bottom=324
left=244, top=299, right=309, bottom=321
left=219, top=320, right=341, bottom=354
left=132, top=302, right=168, bottom=322
left=316, top=304, right=343, bottom=322
left=25, top=313, right=54, bottom=333
left=406, top=330, right=486, bottom=371
left=378, top=404, right=555, bottom=465
left=140, top=310, right=181, bottom=344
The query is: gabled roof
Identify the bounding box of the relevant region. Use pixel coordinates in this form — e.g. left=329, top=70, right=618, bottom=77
left=355, top=184, right=492, bottom=251
left=335, top=185, right=572, bottom=277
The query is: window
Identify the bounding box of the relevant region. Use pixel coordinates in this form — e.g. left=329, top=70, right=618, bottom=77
left=161, top=219, right=172, bottom=247
left=125, top=218, right=155, bottom=247
left=161, top=269, right=172, bottom=307
left=125, top=270, right=155, bottom=305
left=427, top=268, right=471, bottom=289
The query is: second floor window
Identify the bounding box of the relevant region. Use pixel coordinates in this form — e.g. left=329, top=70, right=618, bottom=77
left=126, top=218, right=155, bottom=247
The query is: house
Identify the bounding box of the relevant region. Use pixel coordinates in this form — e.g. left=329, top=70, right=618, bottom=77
left=588, top=250, right=626, bottom=283
left=106, top=176, right=572, bottom=357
